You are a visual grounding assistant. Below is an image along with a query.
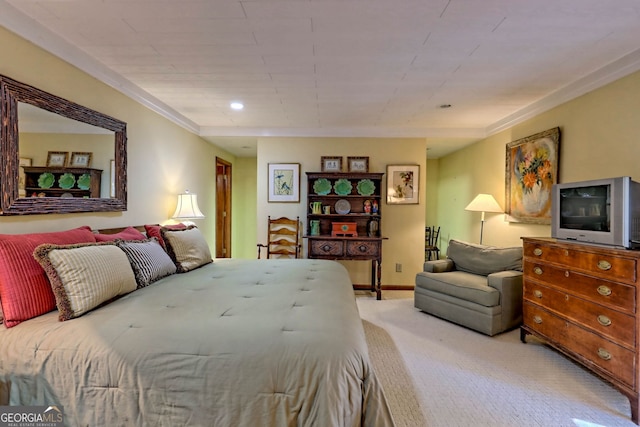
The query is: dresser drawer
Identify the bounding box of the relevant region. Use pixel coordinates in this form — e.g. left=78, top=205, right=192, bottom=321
left=309, top=240, right=344, bottom=257
left=524, top=282, right=635, bottom=349
left=524, top=303, right=635, bottom=388
left=524, top=260, right=636, bottom=314
left=525, top=242, right=637, bottom=284
left=346, top=240, right=380, bottom=258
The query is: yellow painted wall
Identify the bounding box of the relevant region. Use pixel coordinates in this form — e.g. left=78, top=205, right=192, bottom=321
left=432, top=70, right=640, bottom=254
left=257, top=137, right=427, bottom=287
left=0, top=27, right=237, bottom=250
left=232, top=157, right=258, bottom=259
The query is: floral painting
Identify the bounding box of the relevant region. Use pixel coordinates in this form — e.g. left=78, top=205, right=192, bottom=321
left=387, top=165, right=419, bottom=204
left=505, top=127, right=560, bottom=224
left=268, top=163, right=300, bottom=202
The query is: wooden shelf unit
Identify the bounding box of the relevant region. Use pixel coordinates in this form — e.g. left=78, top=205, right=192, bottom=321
left=23, top=166, right=103, bottom=199
left=305, top=172, right=386, bottom=299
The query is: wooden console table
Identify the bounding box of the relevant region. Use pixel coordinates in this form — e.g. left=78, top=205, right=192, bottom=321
left=305, top=236, right=386, bottom=299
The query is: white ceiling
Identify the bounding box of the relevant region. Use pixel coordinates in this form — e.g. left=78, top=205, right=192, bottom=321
left=3, top=0, right=640, bottom=158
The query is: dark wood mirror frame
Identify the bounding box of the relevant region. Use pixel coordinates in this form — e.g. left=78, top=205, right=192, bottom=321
left=0, top=74, right=127, bottom=215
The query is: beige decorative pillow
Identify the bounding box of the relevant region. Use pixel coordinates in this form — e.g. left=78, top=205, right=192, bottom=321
left=161, top=226, right=213, bottom=272
left=33, top=242, right=137, bottom=321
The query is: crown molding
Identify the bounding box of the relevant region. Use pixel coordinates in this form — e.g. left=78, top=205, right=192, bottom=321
left=486, top=48, right=640, bottom=136
left=0, top=1, right=200, bottom=135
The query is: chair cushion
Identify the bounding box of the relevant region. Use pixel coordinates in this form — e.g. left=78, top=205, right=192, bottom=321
left=415, top=271, right=500, bottom=307
left=447, top=239, right=522, bottom=276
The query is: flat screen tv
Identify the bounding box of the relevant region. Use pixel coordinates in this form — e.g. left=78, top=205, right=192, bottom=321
left=551, top=176, right=640, bottom=249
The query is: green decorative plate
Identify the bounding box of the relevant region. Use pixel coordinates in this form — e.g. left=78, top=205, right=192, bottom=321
left=333, top=178, right=353, bottom=196
left=77, top=173, right=91, bottom=190
left=356, top=179, right=375, bottom=196
left=58, top=172, right=76, bottom=190
left=37, top=172, right=55, bottom=189
left=313, top=178, right=332, bottom=195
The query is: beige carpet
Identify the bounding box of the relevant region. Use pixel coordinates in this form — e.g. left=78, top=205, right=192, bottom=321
left=358, top=291, right=636, bottom=427
left=363, top=319, right=427, bottom=426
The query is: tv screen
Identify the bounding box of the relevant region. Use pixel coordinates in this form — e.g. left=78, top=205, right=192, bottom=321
left=558, top=184, right=609, bottom=232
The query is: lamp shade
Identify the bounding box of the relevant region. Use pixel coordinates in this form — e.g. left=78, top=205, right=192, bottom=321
left=172, top=190, right=205, bottom=219
left=465, top=194, right=502, bottom=213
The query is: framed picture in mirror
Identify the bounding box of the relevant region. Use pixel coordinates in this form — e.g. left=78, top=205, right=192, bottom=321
left=69, top=152, right=93, bottom=168
left=46, top=151, right=68, bottom=167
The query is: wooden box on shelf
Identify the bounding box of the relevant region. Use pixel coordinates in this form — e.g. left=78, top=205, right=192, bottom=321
left=23, top=166, right=103, bottom=199
left=331, top=222, right=357, bottom=237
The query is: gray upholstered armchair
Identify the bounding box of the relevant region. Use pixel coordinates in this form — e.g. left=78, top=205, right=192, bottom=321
left=414, top=239, right=523, bottom=336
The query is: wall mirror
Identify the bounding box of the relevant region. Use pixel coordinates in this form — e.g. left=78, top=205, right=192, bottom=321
left=0, top=74, right=127, bottom=215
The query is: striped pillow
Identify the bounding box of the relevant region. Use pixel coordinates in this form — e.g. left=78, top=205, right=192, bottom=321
left=116, top=238, right=177, bottom=288
left=33, top=242, right=137, bottom=321
left=162, top=226, right=213, bottom=272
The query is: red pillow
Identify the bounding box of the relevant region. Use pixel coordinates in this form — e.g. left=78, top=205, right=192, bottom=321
left=144, top=223, right=186, bottom=248
left=94, top=226, right=146, bottom=242
left=0, top=226, right=96, bottom=328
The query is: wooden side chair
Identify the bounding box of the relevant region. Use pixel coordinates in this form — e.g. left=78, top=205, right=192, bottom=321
left=425, top=225, right=440, bottom=261
left=257, top=216, right=302, bottom=259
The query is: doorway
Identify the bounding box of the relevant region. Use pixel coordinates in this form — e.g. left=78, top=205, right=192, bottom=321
left=216, top=157, right=232, bottom=258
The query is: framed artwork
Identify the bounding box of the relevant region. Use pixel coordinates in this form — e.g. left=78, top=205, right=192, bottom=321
left=69, top=152, right=92, bottom=168
left=46, top=151, right=68, bottom=167
left=18, top=157, right=32, bottom=197
left=386, top=165, right=419, bottom=204
left=347, top=156, right=369, bottom=172
left=505, top=127, right=560, bottom=224
left=321, top=156, right=342, bottom=172
left=268, top=163, right=300, bottom=202
left=110, top=159, right=116, bottom=198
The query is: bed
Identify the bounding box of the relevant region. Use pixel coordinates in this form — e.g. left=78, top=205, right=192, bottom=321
left=0, top=242, right=394, bottom=427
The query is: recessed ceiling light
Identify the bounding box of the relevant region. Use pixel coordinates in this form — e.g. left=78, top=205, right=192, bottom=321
left=230, top=102, right=244, bottom=110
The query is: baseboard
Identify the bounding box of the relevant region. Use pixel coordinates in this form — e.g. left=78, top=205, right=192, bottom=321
left=353, top=284, right=414, bottom=291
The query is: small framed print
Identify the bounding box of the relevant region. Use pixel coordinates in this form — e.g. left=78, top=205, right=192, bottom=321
left=387, top=164, right=420, bottom=204
left=110, top=159, right=116, bottom=198
left=18, top=157, right=32, bottom=197
left=321, top=156, right=342, bottom=172
left=69, top=152, right=92, bottom=168
left=347, top=156, right=369, bottom=172
left=268, top=163, right=300, bottom=202
left=46, top=151, right=68, bottom=167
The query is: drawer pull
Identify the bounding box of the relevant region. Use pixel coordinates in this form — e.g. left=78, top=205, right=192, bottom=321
left=597, top=348, right=612, bottom=361
left=597, top=315, right=612, bottom=326
left=533, top=290, right=543, bottom=299
left=597, top=260, right=612, bottom=271
left=533, top=248, right=542, bottom=256
left=533, top=267, right=543, bottom=275
left=597, top=285, right=612, bottom=296
left=533, top=315, right=542, bottom=324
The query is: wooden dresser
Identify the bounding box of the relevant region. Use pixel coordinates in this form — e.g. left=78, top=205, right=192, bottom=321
left=521, top=237, right=640, bottom=423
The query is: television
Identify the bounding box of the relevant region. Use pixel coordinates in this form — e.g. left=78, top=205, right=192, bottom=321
left=551, top=176, right=640, bottom=249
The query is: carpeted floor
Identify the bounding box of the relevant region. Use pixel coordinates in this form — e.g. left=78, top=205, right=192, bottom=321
left=358, top=291, right=636, bottom=427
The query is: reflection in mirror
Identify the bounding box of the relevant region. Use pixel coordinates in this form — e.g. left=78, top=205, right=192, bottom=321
left=0, top=74, right=127, bottom=215
left=18, top=103, right=115, bottom=198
